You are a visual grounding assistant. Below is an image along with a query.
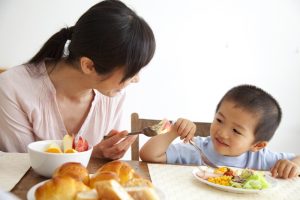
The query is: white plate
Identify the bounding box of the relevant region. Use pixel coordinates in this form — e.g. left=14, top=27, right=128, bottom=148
left=27, top=180, right=166, bottom=200
left=27, top=180, right=47, bottom=200
left=192, top=167, right=277, bottom=194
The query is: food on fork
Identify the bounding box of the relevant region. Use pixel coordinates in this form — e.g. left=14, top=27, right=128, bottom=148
left=150, top=119, right=172, bottom=135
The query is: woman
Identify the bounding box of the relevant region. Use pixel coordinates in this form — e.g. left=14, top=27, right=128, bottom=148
left=0, top=0, right=155, bottom=160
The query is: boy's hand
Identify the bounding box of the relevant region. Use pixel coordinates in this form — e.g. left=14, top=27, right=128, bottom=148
left=173, top=118, right=196, bottom=143
left=271, top=159, right=300, bottom=179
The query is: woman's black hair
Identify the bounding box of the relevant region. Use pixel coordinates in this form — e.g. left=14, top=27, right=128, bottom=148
left=29, top=0, right=155, bottom=82
left=215, top=84, right=282, bottom=142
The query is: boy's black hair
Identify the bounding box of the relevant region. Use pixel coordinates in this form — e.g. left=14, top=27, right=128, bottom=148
left=28, top=0, right=155, bottom=83
left=216, top=84, right=282, bottom=142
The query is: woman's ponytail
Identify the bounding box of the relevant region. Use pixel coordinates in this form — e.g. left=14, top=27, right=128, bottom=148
left=29, top=26, right=73, bottom=64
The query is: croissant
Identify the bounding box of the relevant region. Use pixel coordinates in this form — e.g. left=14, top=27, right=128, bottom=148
left=97, top=160, right=140, bottom=185
left=89, top=171, right=120, bottom=188
left=95, top=179, right=134, bottom=200
left=126, top=186, right=160, bottom=200
left=53, top=162, right=90, bottom=185
left=35, top=176, right=90, bottom=200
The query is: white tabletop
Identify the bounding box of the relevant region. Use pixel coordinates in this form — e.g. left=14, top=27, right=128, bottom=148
left=148, top=163, right=300, bottom=200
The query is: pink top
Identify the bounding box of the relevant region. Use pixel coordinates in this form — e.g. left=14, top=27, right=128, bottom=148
left=0, top=63, right=125, bottom=152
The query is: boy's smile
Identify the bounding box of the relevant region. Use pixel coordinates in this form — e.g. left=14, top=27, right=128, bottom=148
left=210, top=100, right=261, bottom=156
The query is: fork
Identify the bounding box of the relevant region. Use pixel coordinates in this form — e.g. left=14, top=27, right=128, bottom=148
left=103, top=127, right=157, bottom=139
left=189, top=140, right=218, bottom=168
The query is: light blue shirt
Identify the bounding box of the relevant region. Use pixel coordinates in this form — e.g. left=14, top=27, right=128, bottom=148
left=166, top=136, right=296, bottom=170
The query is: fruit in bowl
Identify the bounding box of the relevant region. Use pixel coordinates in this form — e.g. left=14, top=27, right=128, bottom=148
left=44, top=134, right=89, bottom=154
left=27, top=137, right=93, bottom=178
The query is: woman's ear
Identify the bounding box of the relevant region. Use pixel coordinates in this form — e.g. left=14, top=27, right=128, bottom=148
left=80, top=57, right=95, bottom=74
left=250, top=141, right=268, bottom=152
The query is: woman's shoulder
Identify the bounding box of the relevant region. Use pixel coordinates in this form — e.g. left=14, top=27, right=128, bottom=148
left=0, top=62, right=50, bottom=100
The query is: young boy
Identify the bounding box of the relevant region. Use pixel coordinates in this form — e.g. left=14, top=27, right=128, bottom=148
left=140, top=84, right=300, bottom=179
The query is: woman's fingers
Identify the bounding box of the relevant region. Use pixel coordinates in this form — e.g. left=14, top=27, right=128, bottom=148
left=101, top=131, right=137, bottom=159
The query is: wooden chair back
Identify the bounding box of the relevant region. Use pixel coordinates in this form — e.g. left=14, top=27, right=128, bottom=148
left=0, top=68, right=6, bottom=73
left=130, top=113, right=211, bottom=160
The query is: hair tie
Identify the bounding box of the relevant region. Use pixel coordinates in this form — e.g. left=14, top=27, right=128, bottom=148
left=63, top=27, right=73, bottom=40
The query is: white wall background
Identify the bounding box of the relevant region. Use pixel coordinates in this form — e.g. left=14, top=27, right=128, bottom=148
left=1, top=0, right=300, bottom=160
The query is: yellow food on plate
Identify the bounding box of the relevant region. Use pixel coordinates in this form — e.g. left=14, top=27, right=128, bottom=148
left=207, top=175, right=232, bottom=186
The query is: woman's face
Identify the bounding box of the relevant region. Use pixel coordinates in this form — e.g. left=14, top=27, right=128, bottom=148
left=92, top=67, right=140, bottom=97
left=210, top=100, right=259, bottom=156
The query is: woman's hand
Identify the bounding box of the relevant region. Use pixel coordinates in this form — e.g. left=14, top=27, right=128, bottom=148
left=271, top=159, right=299, bottom=179
left=172, top=118, right=196, bottom=143
left=92, top=129, right=137, bottom=160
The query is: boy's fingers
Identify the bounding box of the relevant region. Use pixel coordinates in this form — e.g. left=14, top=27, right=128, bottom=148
left=289, top=166, right=298, bottom=178
left=282, top=165, right=292, bottom=179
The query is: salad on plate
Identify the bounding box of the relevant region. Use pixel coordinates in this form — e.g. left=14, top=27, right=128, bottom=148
left=193, top=166, right=276, bottom=193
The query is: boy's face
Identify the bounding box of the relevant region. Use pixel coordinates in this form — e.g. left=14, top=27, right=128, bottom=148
left=210, top=100, right=261, bottom=156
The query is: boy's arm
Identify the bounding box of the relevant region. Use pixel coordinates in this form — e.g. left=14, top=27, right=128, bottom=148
left=139, top=130, right=177, bottom=163
left=140, top=118, right=196, bottom=163
left=291, top=155, right=300, bottom=166
left=292, top=155, right=300, bottom=176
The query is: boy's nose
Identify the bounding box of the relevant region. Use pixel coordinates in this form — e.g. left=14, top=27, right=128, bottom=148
left=218, top=129, right=229, bottom=139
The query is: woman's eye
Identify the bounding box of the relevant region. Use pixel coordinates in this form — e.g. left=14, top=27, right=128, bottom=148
left=233, top=129, right=242, bottom=135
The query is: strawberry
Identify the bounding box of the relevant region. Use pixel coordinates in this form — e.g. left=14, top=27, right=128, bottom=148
left=74, top=136, right=89, bottom=152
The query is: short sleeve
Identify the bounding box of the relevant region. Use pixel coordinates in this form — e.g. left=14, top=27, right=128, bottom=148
left=262, top=148, right=296, bottom=169
left=166, top=142, right=203, bottom=165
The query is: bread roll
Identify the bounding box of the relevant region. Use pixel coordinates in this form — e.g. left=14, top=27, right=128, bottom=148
left=53, top=162, right=90, bottom=185
left=97, top=161, right=139, bottom=185
left=89, top=171, right=120, bottom=188
left=35, top=176, right=90, bottom=200
left=124, top=178, right=154, bottom=188
left=95, top=180, right=134, bottom=200
left=76, top=189, right=98, bottom=200
left=126, top=187, right=160, bottom=200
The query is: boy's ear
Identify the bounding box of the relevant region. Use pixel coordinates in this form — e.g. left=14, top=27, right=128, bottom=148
left=250, top=141, right=268, bottom=152
left=80, top=57, right=96, bottom=74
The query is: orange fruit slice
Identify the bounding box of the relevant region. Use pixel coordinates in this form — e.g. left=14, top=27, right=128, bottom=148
left=64, top=149, right=77, bottom=153
left=45, top=143, right=62, bottom=153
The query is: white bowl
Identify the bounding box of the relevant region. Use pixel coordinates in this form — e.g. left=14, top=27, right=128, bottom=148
left=27, top=140, right=93, bottom=178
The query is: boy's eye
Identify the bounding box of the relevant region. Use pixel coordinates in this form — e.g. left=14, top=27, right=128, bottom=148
left=233, top=128, right=242, bottom=135
left=216, top=118, right=222, bottom=123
